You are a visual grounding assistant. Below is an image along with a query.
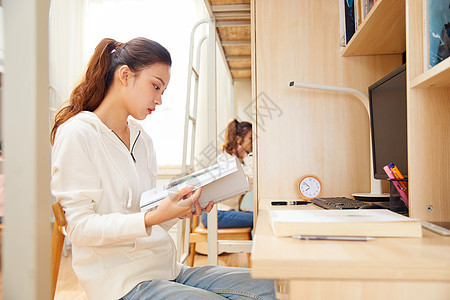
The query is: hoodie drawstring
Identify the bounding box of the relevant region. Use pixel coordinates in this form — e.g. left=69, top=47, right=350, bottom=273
left=130, top=131, right=141, bottom=163
left=112, top=130, right=141, bottom=164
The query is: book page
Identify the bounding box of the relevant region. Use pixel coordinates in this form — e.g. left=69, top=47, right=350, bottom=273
left=140, top=157, right=248, bottom=211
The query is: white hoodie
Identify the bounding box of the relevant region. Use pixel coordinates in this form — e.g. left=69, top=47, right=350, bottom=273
left=51, top=111, right=182, bottom=299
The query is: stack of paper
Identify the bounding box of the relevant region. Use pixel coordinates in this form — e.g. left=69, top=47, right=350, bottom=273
left=269, top=209, right=422, bottom=238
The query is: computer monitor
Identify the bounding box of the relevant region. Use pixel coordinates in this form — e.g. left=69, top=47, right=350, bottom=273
left=369, top=64, right=407, bottom=180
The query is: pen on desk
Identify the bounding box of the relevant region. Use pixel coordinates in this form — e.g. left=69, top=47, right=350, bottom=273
left=271, top=200, right=310, bottom=206
left=292, top=235, right=376, bottom=241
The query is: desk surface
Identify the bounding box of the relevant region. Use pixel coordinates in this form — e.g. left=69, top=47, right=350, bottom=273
left=251, top=200, right=450, bottom=281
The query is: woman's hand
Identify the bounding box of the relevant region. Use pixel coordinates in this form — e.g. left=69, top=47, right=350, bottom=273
left=144, top=185, right=213, bottom=227
left=179, top=196, right=214, bottom=219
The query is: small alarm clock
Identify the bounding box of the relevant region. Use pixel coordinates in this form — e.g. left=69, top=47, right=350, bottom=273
left=297, top=175, right=322, bottom=199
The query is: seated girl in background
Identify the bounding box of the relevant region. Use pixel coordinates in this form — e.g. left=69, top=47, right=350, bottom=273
left=201, top=119, right=254, bottom=229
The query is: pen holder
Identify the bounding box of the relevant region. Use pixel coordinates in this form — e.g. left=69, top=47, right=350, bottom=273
left=388, top=178, right=409, bottom=216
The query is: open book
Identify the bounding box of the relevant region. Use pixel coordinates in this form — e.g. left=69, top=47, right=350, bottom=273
left=269, top=209, right=422, bottom=238
left=140, top=157, right=251, bottom=211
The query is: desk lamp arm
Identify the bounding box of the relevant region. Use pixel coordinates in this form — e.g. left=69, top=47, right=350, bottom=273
left=289, top=81, right=382, bottom=195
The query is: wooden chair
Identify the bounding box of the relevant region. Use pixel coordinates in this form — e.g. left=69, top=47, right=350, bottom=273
left=51, top=202, right=67, bottom=300
left=188, top=215, right=252, bottom=267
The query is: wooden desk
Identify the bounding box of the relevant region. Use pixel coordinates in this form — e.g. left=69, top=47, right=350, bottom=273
left=251, top=201, right=450, bottom=299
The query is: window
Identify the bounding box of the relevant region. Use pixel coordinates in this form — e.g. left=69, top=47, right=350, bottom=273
left=85, top=0, right=205, bottom=166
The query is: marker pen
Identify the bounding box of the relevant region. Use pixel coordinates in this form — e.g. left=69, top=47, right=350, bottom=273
left=388, top=163, right=408, bottom=192
left=271, top=201, right=310, bottom=206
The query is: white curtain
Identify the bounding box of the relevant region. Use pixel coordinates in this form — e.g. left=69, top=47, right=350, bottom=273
left=49, top=0, right=87, bottom=121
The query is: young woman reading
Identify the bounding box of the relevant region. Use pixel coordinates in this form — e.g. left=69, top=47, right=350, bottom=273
left=50, top=37, right=275, bottom=300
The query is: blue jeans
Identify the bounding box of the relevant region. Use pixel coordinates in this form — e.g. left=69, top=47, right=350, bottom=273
left=200, top=211, right=253, bottom=229
left=120, top=265, right=276, bottom=299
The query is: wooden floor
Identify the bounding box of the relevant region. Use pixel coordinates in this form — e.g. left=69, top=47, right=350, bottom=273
left=0, top=238, right=250, bottom=299
left=0, top=251, right=250, bottom=299
left=55, top=252, right=88, bottom=300
left=54, top=250, right=250, bottom=300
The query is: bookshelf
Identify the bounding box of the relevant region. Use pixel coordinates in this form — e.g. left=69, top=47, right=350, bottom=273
left=342, top=0, right=450, bottom=222
left=344, top=0, right=450, bottom=222
left=411, top=57, right=450, bottom=88
left=406, top=0, right=450, bottom=222
left=341, top=0, right=406, bottom=57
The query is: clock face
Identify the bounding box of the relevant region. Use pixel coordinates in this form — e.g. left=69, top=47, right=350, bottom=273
left=297, top=175, right=322, bottom=199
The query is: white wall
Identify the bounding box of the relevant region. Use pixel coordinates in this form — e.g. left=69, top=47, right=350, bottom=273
left=216, top=45, right=234, bottom=153
left=233, top=78, right=252, bottom=122
left=194, top=38, right=233, bottom=170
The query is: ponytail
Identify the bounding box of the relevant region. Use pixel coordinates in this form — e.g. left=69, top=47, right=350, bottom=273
left=51, top=37, right=172, bottom=144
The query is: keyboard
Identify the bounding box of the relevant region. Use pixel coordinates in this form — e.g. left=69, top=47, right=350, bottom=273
left=311, top=197, right=368, bottom=209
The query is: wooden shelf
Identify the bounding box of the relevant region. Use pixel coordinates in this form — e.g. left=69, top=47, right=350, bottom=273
left=411, top=57, right=450, bottom=88
left=341, top=0, right=406, bottom=57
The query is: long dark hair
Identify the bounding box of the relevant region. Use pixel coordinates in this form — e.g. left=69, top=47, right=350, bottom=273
left=51, top=37, right=172, bottom=144
left=221, top=119, right=252, bottom=155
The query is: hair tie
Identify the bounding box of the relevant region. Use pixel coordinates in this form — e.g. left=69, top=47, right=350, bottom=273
left=111, top=42, right=126, bottom=54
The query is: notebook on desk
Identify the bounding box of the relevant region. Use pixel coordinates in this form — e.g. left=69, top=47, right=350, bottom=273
left=268, top=209, right=422, bottom=238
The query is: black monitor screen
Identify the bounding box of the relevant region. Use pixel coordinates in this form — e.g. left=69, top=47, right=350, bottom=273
left=369, top=64, right=407, bottom=180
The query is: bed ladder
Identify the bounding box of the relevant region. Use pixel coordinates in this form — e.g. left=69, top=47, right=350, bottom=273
left=177, top=18, right=210, bottom=265
left=177, top=17, right=252, bottom=267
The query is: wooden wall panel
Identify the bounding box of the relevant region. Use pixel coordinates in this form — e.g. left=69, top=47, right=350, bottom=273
left=223, top=44, right=251, bottom=56
left=228, top=59, right=251, bottom=69
left=210, top=0, right=249, bottom=5
left=254, top=0, right=402, bottom=201
left=408, top=89, right=450, bottom=221
left=218, top=26, right=251, bottom=41
left=231, top=70, right=251, bottom=78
